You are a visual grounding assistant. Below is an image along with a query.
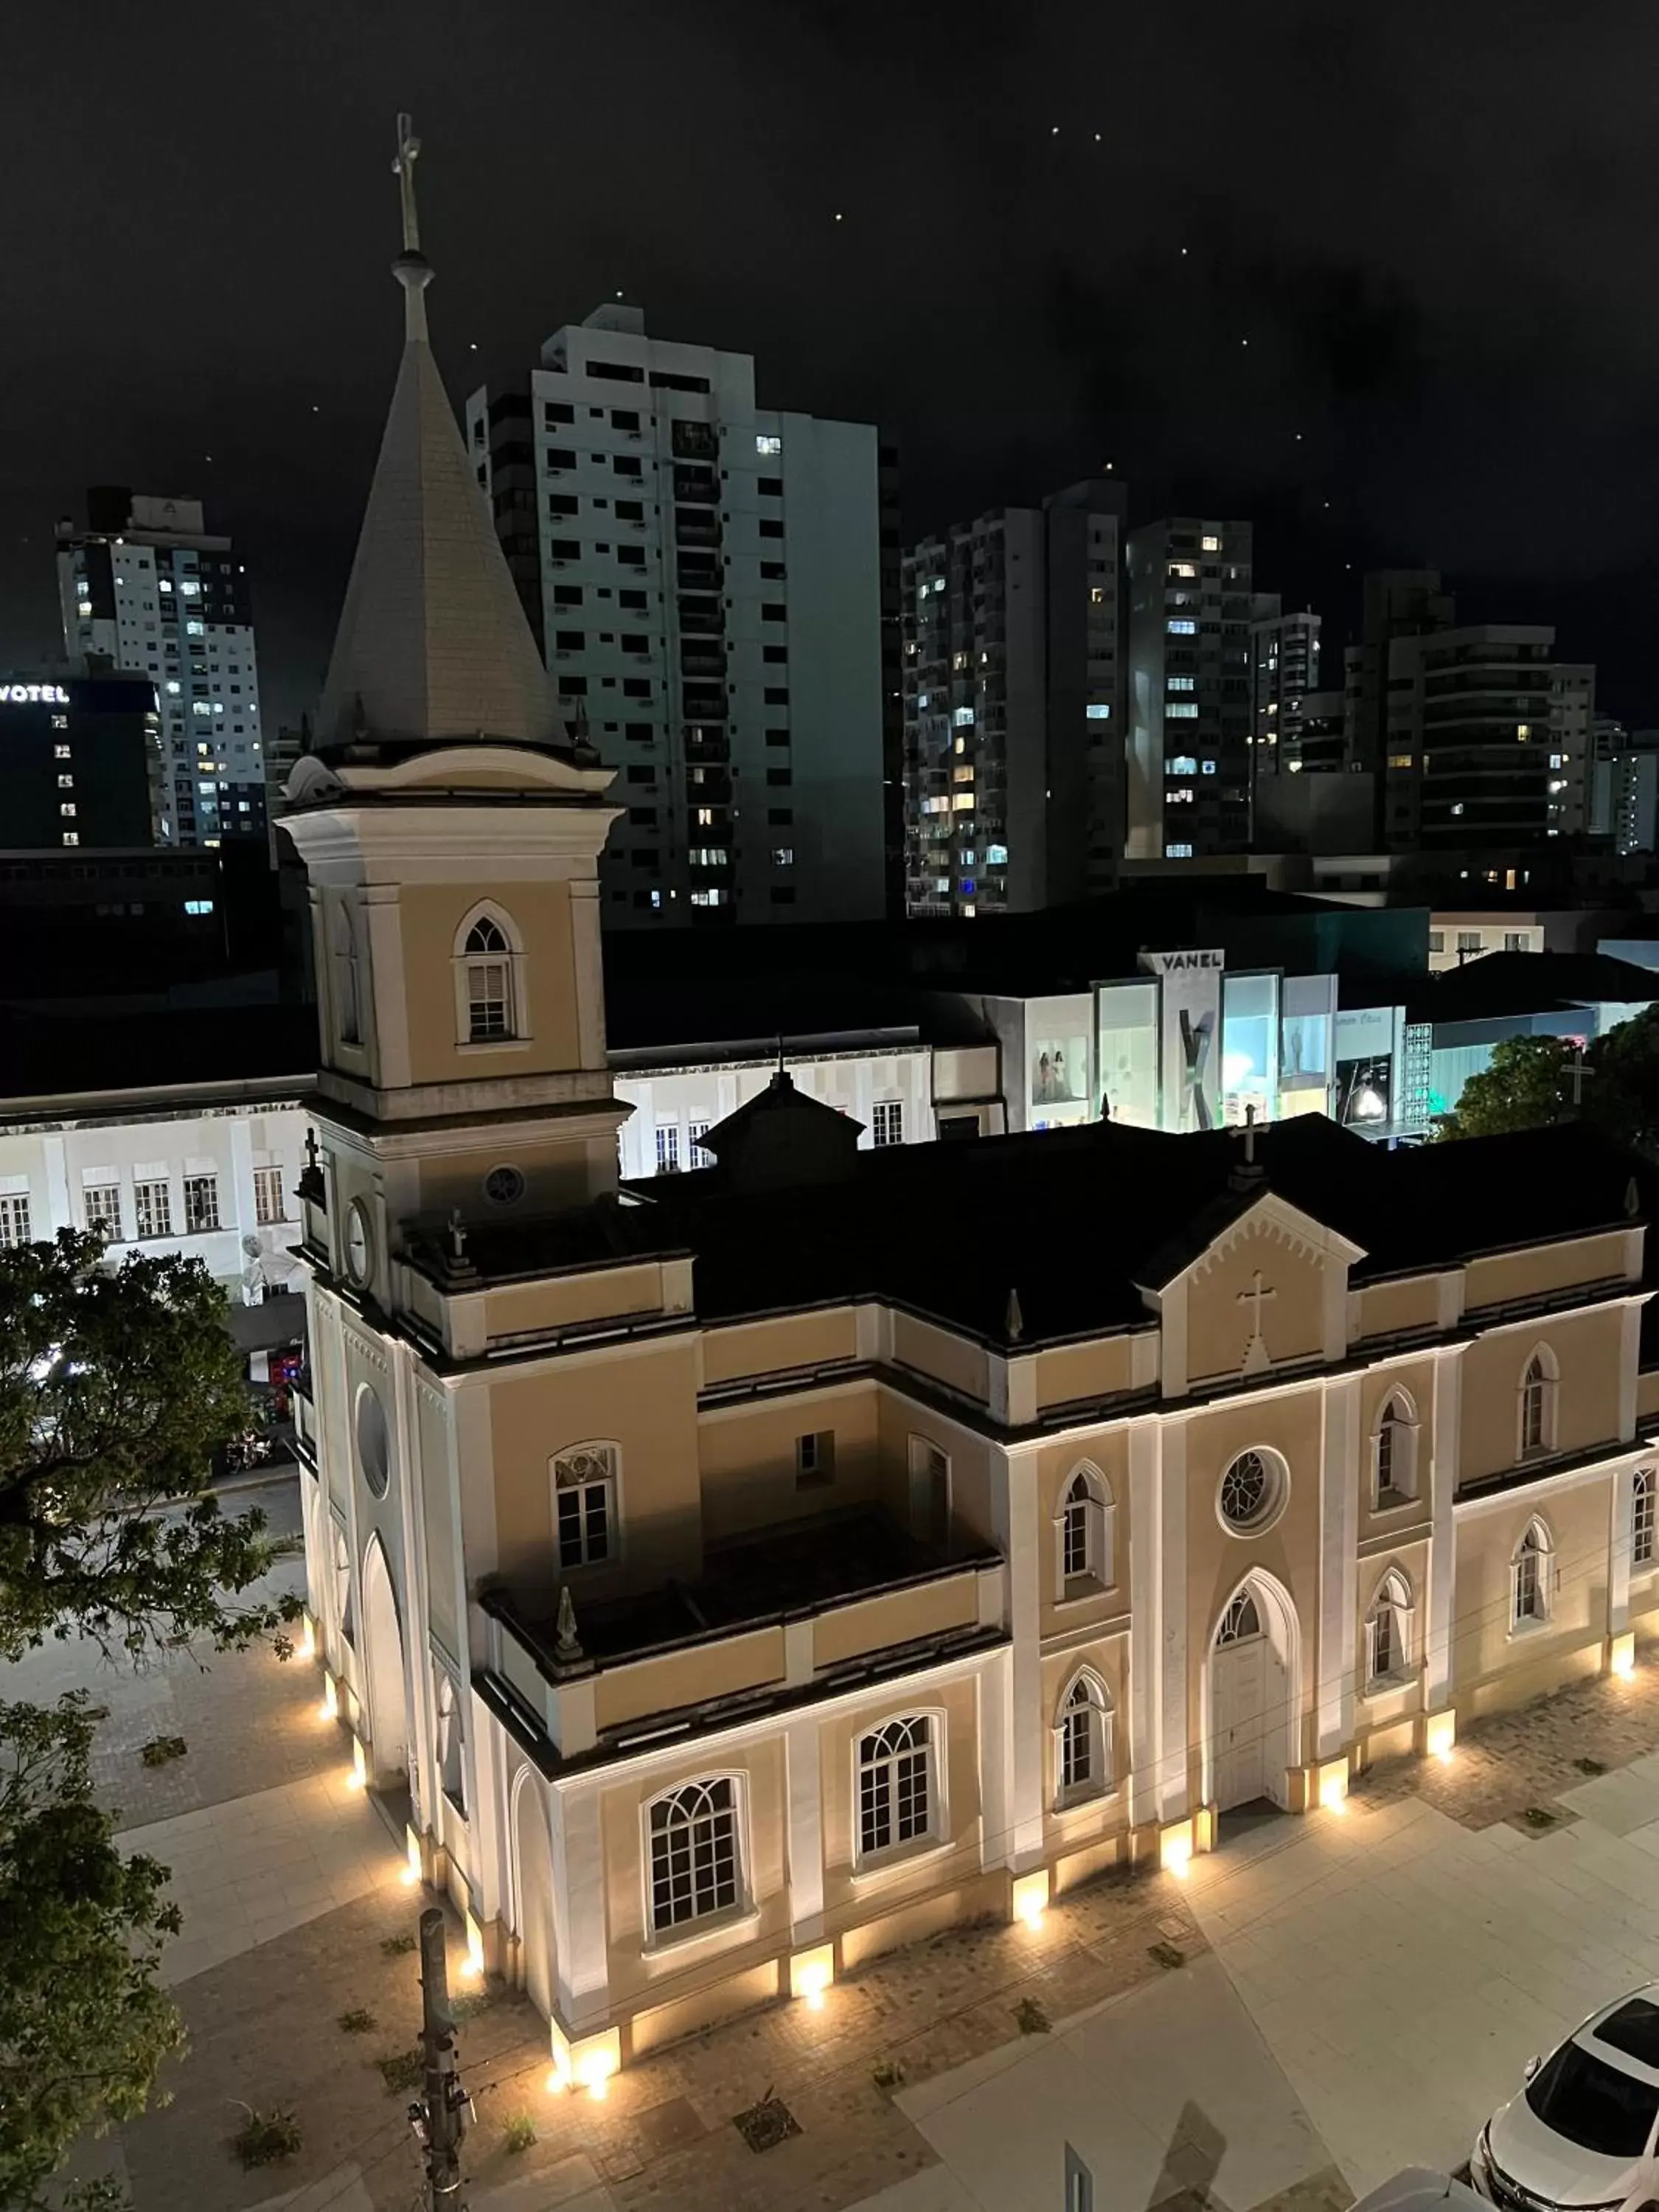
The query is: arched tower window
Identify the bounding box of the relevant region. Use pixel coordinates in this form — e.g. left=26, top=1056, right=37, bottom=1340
left=331, top=905, right=362, bottom=1048
left=1520, top=1346, right=1558, bottom=1459
left=1364, top=1569, right=1414, bottom=1689
left=1056, top=1465, right=1114, bottom=1591
left=453, top=905, right=526, bottom=1046
left=1511, top=1517, right=1554, bottom=1630
left=1054, top=1669, right=1114, bottom=1804
left=1374, top=1391, right=1419, bottom=1507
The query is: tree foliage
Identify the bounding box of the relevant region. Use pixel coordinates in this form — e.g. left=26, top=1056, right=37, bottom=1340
left=1436, top=1004, right=1659, bottom=1155
left=0, top=1230, right=300, bottom=1662
left=0, top=1229, right=307, bottom=2201
left=1436, top=1035, right=1574, bottom=1140
left=0, top=1694, right=186, bottom=2210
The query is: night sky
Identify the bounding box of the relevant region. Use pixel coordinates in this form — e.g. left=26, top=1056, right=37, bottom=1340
left=7, top=0, right=1658, bottom=732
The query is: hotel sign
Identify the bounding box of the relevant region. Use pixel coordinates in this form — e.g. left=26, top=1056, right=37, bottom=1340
left=0, top=684, right=69, bottom=705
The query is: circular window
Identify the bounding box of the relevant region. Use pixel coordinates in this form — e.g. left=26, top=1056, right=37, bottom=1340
left=355, top=1382, right=391, bottom=1500
left=1218, top=1448, right=1285, bottom=1535
left=484, top=1164, right=526, bottom=1206
left=344, top=1198, right=374, bottom=1287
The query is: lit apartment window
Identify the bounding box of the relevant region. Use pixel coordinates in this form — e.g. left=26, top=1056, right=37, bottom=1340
left=1168, top=675, right=1195, bottom=692
left=0, top=1193, right=32, bottom=1248
left=183, top=1175, right=220, bottom=1234
left=61, top=832, right=79, bottom=846
left=53, top=743, right=71, bottom=759
left=254, top=1166, right=286, bottom=1225
left=59, top=801, right=76, bottom=818
left=1168, top=842, right=1193, bottom=858
left=1201, top=534, right=1221, bottom=552
left=755, top=434, right=782, bottom=456
left=1166, top=618, right=1197, bottom=635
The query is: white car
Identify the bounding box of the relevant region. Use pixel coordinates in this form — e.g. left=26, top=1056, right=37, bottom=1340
left=1355, top=2169, right=1489, bottom=2212
left=1472, top=1990, right=1659, bottom=2212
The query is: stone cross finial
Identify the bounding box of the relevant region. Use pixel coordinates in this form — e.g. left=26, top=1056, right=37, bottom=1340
left=305, top=1127, right=319, bottom=1172
left=554, top=1585, right=582, bottom=1663
left=1006, top=1286, right=1024, bottom=1343
left=1231, top=1102, right=1260, bottom=1167
left=393, top=113, right=422, bottom=253
left=448, top=1208, right=467, bottom=1264
left=1566, top=1043, right=1593, bottom=1113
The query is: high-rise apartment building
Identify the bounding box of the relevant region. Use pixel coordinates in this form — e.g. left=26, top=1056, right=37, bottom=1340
left=467, top=305, right=887, bottom=928
left=1591, top=725, right=1659, bottom=855
left=1341, top=570, right=1456, bottom=791
left=1548, top=664, right=1596, bottom=838
left=1248, top=596, right=1321, bottom=773
left=1380, top=625, right=1557, bottom=852
left=1125, top=519, right=1253, bottom=859
left=55, top=489, right=266, bottom=849
left=901, top=480, right=1125, bottom=917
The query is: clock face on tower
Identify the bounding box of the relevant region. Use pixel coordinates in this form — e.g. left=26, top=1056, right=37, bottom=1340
left=345, top=1198, right=373, bottom=1287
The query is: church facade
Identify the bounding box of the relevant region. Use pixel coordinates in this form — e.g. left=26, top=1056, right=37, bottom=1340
left=285, top=137, right=1659, bottom=2090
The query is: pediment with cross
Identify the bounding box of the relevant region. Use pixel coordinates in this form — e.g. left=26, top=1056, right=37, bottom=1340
left=1138, top=1192, right=1368, bottom=1397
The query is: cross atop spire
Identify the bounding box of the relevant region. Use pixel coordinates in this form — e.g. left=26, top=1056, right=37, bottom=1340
left=394, top=113, right=422, bottom=253
left=390, top=111, right=434, bottom=342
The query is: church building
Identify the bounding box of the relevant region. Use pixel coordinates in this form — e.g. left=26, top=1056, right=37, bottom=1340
left=285, top=132, right=1659, bottom=2090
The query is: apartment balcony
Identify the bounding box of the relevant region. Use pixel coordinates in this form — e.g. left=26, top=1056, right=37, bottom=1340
left=672, top=468, right=718, bottom=504
left=674, top=511, right=723, bottom=548
left=680, top=650, right=728, bottom=681
left=477, top=1506, right=1004, bottom=1764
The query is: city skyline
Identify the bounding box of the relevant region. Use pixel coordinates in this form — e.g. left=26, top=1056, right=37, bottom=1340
left=4, top=1, right=1657, bottom=733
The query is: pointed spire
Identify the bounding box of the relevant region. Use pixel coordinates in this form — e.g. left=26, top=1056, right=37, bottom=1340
left=1005, top=1287, right=1024, bottom=1343
left=316, top=116, right=564, bottom=759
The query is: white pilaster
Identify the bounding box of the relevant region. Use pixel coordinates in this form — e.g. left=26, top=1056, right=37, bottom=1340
left=995, top=1445, right=1044, bottom=1865
left=1128, top=1421, right=1162, bottom=1828
left=227, top=1118, right=258, bottom=1297
left=569, top=878, right=608, bottom=1074
left=1619, top=1302, right=1642, bottom=1442
left=549, top=1784, right=609, bottom=2029
left=978, top=1646, right=1014, bottom=1874
left=1156, top=1419, right=1189, bottom=1818
left=784, top=1717, right=824, bottom=1937
left=41, top=1134, right=70, bottom=1235
left=1317, top=1374, right=1362, bottom=1756
left=1611, top=1461, right=1635, bottom=1635
left=364, top=885, right=411, bottom=1089
left=1424, top=1347, right=1464, bottom=1711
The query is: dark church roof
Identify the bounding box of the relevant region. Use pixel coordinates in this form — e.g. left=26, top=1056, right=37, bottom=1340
left=435, top=1114, right=1647, bottom=1353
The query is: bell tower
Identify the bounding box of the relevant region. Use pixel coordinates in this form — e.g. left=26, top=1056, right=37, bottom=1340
left=282, top=116, right=622, bottom=1308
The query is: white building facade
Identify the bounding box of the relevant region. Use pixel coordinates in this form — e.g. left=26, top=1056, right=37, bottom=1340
left=467, top=305, right=886, bottom=929
left=0, top=1080, right=307, bottom=1304
left=56, top=490, right=267, bottom=849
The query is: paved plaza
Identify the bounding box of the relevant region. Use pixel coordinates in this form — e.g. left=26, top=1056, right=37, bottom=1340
left=21, top=1474, right=1659, bottom=2212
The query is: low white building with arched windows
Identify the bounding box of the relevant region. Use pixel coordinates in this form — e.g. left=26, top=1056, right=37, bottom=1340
left=282, top=164, right=1659, bottom=2092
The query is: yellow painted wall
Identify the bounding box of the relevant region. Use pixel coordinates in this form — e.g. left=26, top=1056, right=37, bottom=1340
left=891, top=1312, right=989, bottom=1402
left=1038, top=1634, right=1130, bottom=1850
left=1185, top=1225, right=1328, bottom=1385
left=1354, top=1276, right=1440, bottom=1342
left=399, top=880, right=582, bottom=1085
left=702, top=1310, right=859, bottom=1388
left=1033, top=1337, right=1136, bottom=1413
left=416, top=1134, right=613, bottom=1225
left=484, top=1264, right=673, bottom=1345
left=1464, top=1232, right=1631, bottom=1313
left=820, top=1677, right=981, bottom=1925
left=1458, top=1310, right=1624, bottom=1485
left=487, top=1337, right=702, bottom=1601
left=593, top=1627, right=785, bottom=1733
left=698, top=1385, right=879, bottom=1544
left=599, top=1736, right=790, bottom=2017
left=813, top=1572, right=980, bottom=1669
left=1356, top=1356, right=1438, bottom=1543
left=1036, top=1430, right=1130, bottom=1633
left=1450, top=1477, right=1613, bottom=1703
left=874, top=1391, right=997, bottom=1550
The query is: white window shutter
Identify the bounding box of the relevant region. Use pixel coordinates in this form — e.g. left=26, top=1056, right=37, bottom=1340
left=1101, top=1708, right=1116, bottom=1788
left=1397, top=1604, right=1416, bottom=1672
left=1363, top=1616, right=1379, bottom=1688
